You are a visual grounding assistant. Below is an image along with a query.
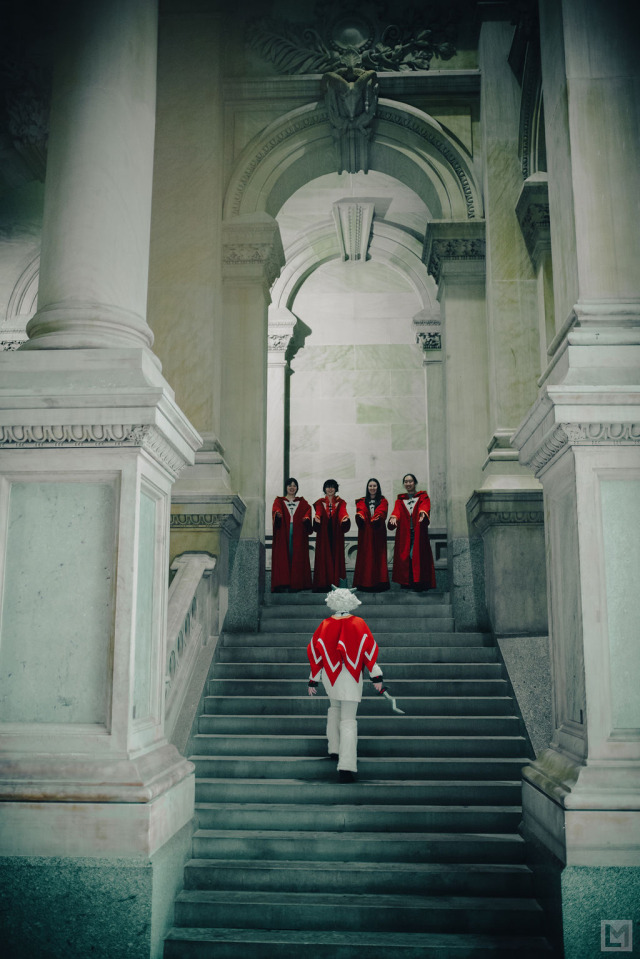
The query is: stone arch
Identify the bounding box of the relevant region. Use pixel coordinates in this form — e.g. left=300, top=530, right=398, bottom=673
left=270, top=219, right=437, bottom=316
left=223, top=100, right=483, bottom=222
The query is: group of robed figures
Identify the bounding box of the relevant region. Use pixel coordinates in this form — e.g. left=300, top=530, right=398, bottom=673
left=271, top=473, right=437, bottom=594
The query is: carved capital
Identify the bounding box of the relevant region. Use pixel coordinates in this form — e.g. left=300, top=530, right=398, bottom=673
left=516, top=175, right=551, bottom=268
left=423, top=221, right=486, bottom=285
left=222, top=215, right=285, bottom=287
left=467, top=489, right=545, bottom=536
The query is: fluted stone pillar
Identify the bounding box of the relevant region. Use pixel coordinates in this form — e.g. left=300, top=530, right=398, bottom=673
left=222, top=214, right=285, bottom=629
left=513, top=2, right=640, bottom=955
left=0, top=4, right=201, bottom=957
left=423, top=220, right=490, bottom=629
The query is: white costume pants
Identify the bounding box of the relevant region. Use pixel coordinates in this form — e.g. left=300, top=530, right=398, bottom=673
left=326, top=699, right=359, bottom=772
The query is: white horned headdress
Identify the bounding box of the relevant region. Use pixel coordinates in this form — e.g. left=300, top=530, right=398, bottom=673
left=324, top=586, right=362, bottom=613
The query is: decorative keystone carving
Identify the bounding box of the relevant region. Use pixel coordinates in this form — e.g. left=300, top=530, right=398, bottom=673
left=246, top=0, right=457, bottom=76
left=323, top=63, right=378, bottom=174
left=332, top=199, right=375, bottom=259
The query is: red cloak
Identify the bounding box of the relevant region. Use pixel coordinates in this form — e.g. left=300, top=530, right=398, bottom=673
left=307, top=615, right=379, bottom=684
left=352, top=496, right=389, bottom=590
left=271, top=496, right=312, bottom=591
left=312, top=496, right=350, bottom=591
left=388, top=491, right=436, bottom=590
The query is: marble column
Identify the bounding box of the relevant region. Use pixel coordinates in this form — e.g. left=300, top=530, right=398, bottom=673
left=513, top=2, right=640, bottom=955
left=423, top=220, right=490, bottom=629
left=266, top=307, right=297, bottom=519
left=221, top=214, right=285, bottom=630
left=0, top=4, right=201, bottom=957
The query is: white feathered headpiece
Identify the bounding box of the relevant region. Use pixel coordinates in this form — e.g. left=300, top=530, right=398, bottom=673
left=325, top=586, right=362, bottom=613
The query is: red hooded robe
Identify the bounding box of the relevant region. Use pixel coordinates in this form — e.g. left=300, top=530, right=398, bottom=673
left=352, top=496, right=389, bottom=590
left=312, top=496, right=350, bottom=591
left=271, top=496, right=312, bottom=590
left=388, top=490, right=436, bottom=590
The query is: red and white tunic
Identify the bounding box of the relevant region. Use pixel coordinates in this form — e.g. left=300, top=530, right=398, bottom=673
left=307, top=613, right=382, bottom=701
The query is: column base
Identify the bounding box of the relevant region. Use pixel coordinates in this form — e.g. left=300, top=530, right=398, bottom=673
left=0, top=819, right=193, bottom=959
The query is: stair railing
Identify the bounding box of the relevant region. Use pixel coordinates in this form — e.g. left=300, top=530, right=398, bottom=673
left=165, top=552, right=218, bottom=747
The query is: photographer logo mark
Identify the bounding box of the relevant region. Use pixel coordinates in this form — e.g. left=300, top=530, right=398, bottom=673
left=601, top=920, right=633, bottom=952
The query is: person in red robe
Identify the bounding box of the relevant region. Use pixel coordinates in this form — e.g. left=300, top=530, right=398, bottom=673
left=352, top=477, right=389, bottom=591
left=388, top=473, right=436, bottom=591
left=312, top=479, right=350, bottom=592
left=271, top=477, right=312, bottom=592
left=307, top=587, right=384, bottom=782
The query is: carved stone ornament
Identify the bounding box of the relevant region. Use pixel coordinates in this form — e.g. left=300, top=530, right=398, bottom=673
left=268, top=333, right=291, bottom=352
left=246, top=0, right=457, bottom=76
left=332, top=199, right=375, bottom=260
left=426, top=237, right=486, bottom=285
left=416, top=331, right=441, bottom=351
left=0, top=338, right=25, bottom=352
left=170, top=513, right=241, bottom=536
left=323, top=63, right=378, bottom=173
left=0, top=424, right=188, bottom=477
left=515, top=175, right=550, bottom=268
left=526, top=422, right=640, bottom=476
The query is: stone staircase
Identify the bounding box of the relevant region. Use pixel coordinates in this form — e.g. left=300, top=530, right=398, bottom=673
left=164, top=591, right=556, bottom=958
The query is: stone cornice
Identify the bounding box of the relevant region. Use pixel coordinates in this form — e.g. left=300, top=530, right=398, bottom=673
left=0, top=423, right=189, bottom=478
left=467, top=489, right=544, bottom=535
left=222, top=71, right=481, bottom=103
left=522, top=422, right=640, bottom=476
left=423, top=220, right=486, bottom=285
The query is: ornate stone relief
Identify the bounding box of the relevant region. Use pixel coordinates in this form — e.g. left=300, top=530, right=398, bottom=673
left=267, top=333, right=291, bottom=352
left=525, top=423, right=640, bottom=476
left=170, top=513, right=242, bottom=537
left=222, top=218, right=285, bottom=288
left=515, top=175, right=550, bottom=268
left=323, top=63, right=378, bottom=173
left=425, top=237, right=486, bottom=285
left=0, top=338, right=25, bottom=352
left=246, top=0, right=457, bottom=76
left=0, top=424, right=188, bottom=477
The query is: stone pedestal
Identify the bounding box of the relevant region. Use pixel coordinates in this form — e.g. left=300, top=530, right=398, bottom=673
left=222, top=214, right=285, bottom=630
left=423, top=220, right=489, bottom=629
left=0, top=349, right=200, bottom=959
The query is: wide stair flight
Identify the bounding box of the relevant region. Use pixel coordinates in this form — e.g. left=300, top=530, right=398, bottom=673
left=165, top=591, right=556, bottom=958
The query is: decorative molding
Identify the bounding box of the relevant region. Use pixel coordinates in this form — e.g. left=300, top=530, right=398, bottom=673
left=377, top=105, right=477, bottom=218
left=6, top=254, right=39, bottom=322
left=524, top=423, right=640, bottom=476
left=246, top=0, right=457, bottom=76
left=332, top=199, right=375, bottom=260
left=222, top=243, right=284, bottom=287
left=0, top=338, right=25, bottom=352
left=467, top=489, right=544, bottom=536
left=222, top=217, right=285, bottom=287
left=267, top=333, right=291, bottom=352
left=170, top=512, right=242, bottom=536
left=0, top=424, right=188, bottom=477
left=425, top=236, right=486, bottom=285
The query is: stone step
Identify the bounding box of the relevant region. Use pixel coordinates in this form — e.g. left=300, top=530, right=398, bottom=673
left=197, top=714, right=522, bottom=737
left=258, top=617, right=455, bottom=632
left=204, top=695, right=517, bottom=716
left=221, top=631, right=492, bottom=647
left=182, top=858, right=535, bottom=897
left=217, top=645, right=498, bottom=664
left=260, top=604, right=453, bottom=620
left=194, top=803, right=523, bottom=833
left=207, top=678, right=509, bottom=697
left=173, top=889, right=545, bottom=935
left=164, top=926, right=554, bottom=958
left=213, top=662, right=505, bottom=680
left=194, top=779, right=524, bottom=807
left=190, top=733, right=528, bottom=758
left=191, top=829, right=527, bottom=864
left=189, top=755, right=530, bottom=781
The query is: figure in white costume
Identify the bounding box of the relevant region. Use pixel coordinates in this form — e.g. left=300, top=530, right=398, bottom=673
left=307, top=587, right=384, bottom=783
